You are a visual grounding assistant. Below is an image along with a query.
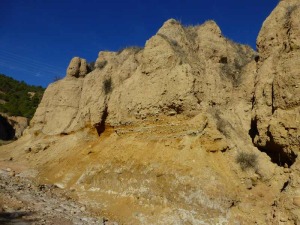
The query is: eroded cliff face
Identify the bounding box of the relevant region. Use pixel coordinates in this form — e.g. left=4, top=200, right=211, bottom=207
left=1, top=1, right=300, bottom=224
left=29, top=19, right=255, bottom=138
left=249, top=1, right=300, bottom=222
left=252, top=0, right=300, bottom=167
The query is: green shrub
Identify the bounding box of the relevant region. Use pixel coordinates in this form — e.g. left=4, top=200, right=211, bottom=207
left=95, top=60, right=107, bottom=69
left=103, top=78, right=112, bottom=94
left=236, top=152, right=258, bottom=171
left=286, top=5, right=297, bottom=17
left=117, top=46, right=143, bottom=55
left=88, top=62, right=95, bottom=71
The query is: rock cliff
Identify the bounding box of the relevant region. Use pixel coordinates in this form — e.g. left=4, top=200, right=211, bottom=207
left=1, top=1, right=300, bottom=224
left=252, top=0, right=300, bottom=167
left=30, top=19, right=255, bottom=138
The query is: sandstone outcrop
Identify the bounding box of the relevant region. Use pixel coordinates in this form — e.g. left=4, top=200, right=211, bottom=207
left=66, top=57, right=90, bottom=78
left=252, top=0, right=300, bottom=167
left=250, top=1, right=300, bottom=222
left=12, top=18, right=269, bottom=223
left=1, top=1, right=300, bottom=224
left=29, top=18, right=256, bottom=139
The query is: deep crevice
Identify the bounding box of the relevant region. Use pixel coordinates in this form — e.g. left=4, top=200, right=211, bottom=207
left=94, top=107, right=108, bottom=136
left=249, top=118, right=259, bottom=142
left=280, top=180, right=289, bottom=192
left=251, top=95, right=255, bottom=110
left=271, top=82, right=275, bottom=114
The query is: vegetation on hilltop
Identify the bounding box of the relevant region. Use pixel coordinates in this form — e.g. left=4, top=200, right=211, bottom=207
left=0, top=74, right=44, bottom=118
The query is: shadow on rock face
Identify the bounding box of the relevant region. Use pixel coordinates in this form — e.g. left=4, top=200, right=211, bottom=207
left=0, top=211, right=37, bottom=225
left=0, top=115, right=15, bottom=141
left=249, top=117, right=297, bottom=168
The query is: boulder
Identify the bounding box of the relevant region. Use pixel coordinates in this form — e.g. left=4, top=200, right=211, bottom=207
left=66, top=57, right=89, bottom=78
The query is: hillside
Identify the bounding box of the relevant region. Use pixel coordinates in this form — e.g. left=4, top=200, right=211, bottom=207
left=0, top=0, right=300, bottom=224
left=0, top=74, right=44, bottom=119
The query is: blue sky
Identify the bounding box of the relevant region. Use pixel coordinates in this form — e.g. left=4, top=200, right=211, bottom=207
left=0, top=0, right=278, bottom=87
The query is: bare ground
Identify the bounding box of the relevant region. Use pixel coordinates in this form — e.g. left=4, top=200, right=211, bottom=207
left=0, top=163, right=115, bottom=225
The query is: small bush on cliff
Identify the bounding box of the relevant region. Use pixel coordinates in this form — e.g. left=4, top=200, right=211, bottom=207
left=103, top=78, right=112, bottom=94
left=117, top=46, right=143, bottom=55
left=286, top=5, right=297, bottom=17
left=95, top=60, right=107, bottom=70
left=236, top=152, right=258, bottom=171
left=88, top=62, right=95, bottom=71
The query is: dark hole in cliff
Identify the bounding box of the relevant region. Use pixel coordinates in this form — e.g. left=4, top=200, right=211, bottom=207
left=94, top=108, right=108, bottom=136
left=261, top=131, right=297, bottom=167
left=0, top=115, right=15, bottom=140
left=249, top=118, right=259, bottom=142
left=219, top=57, right=228, bottom=64
left=167, top=103, right=183, bottom=115
left=248, top=119, right=297, bottom=167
